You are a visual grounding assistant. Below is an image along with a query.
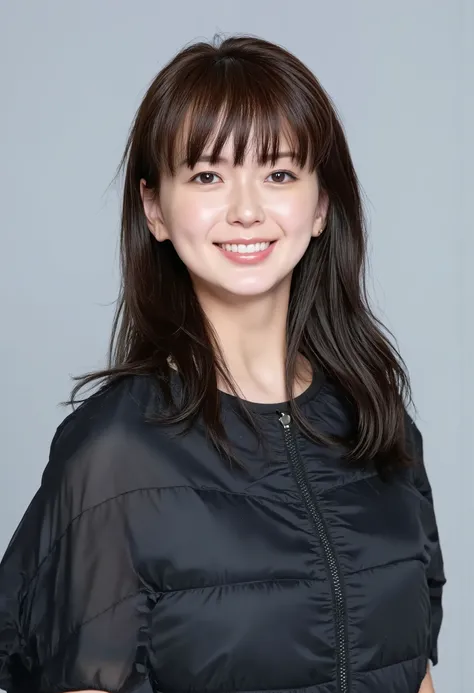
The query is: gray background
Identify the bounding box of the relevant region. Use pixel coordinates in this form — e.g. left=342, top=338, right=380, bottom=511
left=0, top=1, right=472, bottom=690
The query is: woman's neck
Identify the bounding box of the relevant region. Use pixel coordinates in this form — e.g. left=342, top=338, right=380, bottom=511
left=194, top=278, right=312, bottom=404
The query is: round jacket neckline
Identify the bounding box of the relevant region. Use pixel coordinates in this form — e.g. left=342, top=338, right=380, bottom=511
left=218, top=368, right=326, bottom=414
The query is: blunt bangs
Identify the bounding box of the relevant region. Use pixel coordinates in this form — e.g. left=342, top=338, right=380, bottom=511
left=151, top=53, right=334, bottom=178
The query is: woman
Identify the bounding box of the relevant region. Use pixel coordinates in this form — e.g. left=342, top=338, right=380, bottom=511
left=0, top=35, right=444, bottom=693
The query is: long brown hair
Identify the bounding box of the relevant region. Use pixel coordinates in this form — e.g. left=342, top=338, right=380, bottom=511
left=66, top=33, right=414, bottom=472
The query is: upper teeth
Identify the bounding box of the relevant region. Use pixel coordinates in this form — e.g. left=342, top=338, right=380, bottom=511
left=219, top=242, right=271, bottom=253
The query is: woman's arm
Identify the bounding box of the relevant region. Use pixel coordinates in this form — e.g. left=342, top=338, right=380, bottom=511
left=0, top=418, right=152, bottom=693
left=419, top=667, right=435, bottom=692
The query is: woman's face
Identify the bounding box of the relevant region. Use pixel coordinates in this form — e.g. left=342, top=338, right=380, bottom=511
left=141, top=130, right=328, bottom=299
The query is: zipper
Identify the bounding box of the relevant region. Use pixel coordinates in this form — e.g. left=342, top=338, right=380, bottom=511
left=278, top=411, right=350, bottom=693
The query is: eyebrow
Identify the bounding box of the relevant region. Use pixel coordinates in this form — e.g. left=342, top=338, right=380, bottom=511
left=179, top=151, right=298, bottom=167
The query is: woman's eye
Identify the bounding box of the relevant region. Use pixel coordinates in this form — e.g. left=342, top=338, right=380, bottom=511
left=192, top=172, right=220, bottom=185
left=268, top=171, right=297, bottom=183
left=191, top=170, right=297, bottom=185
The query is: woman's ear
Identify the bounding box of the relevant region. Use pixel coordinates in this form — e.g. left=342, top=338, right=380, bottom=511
left=312, top=188, right=329, bottom=237
left=139, top=178, right=170, bottom=242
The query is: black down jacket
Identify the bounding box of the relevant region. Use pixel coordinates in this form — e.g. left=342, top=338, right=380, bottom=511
left=0, top=372, right=445, bottom=693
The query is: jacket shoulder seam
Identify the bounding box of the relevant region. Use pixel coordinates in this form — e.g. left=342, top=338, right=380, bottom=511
left=21, top=484, right=287, bottom=602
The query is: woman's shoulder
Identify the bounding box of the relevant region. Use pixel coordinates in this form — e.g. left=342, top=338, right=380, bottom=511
left=51, top=373, right=153, bottom=446
left=41, top=374, right=166, bottom=509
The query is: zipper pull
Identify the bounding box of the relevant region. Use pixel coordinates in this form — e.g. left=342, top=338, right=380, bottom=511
left=278, top=412, right=291, bottom=428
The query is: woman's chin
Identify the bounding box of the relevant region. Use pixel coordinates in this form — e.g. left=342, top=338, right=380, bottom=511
left=204, top=276, right=292, bottom=302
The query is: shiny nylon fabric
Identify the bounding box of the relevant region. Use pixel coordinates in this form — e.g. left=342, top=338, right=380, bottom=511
left=0, top=374, right=445, bottom=693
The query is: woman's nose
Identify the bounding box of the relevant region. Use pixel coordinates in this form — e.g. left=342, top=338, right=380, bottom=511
left=225, top=182, right=265, bottom=227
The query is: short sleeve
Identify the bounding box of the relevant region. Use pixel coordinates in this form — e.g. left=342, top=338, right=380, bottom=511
left=0, top=416, right=154, bottom=693
left=408, top=417, right=446, bottom=666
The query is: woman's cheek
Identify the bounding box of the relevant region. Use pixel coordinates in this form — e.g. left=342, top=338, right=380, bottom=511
left=177, top=194, right=222, bottom=229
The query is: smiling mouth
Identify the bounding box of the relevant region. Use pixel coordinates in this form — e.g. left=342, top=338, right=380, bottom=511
left=213, top=239, right=277, bottom=265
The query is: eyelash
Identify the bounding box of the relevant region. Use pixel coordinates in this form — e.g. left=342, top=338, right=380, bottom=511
left=190, top=170, right=298, bottom=185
